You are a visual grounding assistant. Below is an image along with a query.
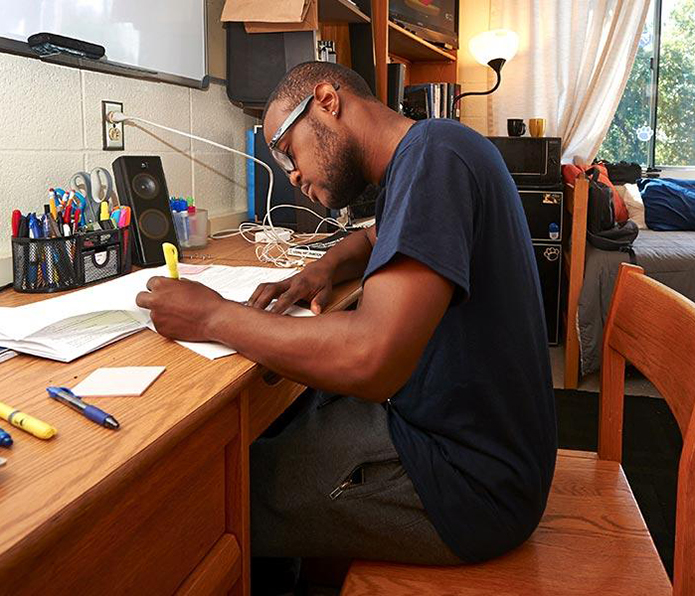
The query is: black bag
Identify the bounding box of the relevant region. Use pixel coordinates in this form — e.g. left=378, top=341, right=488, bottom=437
left=593, top=160, right=643, bottom=185
left=585, top=168, right=639, bottom=259
left=586, top=168, right=615, bottom=235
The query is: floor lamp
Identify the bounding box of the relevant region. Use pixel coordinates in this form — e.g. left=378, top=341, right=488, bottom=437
left=451, top=29, right=519, bottom=112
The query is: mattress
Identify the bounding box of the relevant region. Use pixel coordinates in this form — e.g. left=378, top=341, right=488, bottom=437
left=578, top=230, right=695, bottom=375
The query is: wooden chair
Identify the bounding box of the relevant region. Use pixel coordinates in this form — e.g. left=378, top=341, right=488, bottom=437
left=342, top=263, right=695, bottom=595
left=563, top=176, right=589, bottom=389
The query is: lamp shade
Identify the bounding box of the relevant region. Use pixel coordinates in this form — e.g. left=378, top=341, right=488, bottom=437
left=469, top=29, right=519, bottom=66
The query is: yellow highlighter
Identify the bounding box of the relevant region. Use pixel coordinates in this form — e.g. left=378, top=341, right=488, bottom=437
left=0, top=401, right=56, bottom=440
left=100, top=201, right=110, bottom=222
left=162, top=242, right=180, bottom=279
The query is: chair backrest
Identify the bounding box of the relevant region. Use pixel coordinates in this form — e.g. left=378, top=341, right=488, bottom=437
left=598, top=263, right=695, bottom=596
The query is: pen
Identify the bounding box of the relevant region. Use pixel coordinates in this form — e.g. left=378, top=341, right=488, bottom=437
left=28, top=213, right=41, bottom=239
left=162, top=242, right=179, bottom=279
left=18, top=215, right=28, bottom=238
left=0, top=401, right=56, bottom=440
left=49, top=189, right=58, bottom=218
left=0, top=427, right=12, bottom=447
left=47, top=387, right=119, bottom=430
left=11, top=210, right=21, bottom=237
left=73, top=208, right=81, bottom=233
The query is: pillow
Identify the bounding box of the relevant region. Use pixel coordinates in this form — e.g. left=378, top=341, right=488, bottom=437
left=562, top=163, right=629, bottom=222
left=615, top=184, right=647, bottom=229
left=637, top=178, right=695, bottom=231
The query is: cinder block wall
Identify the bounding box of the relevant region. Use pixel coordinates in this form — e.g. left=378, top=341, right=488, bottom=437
left=457, top=0, right=491, bottom=135
left=0, top=52, right=255, bottom=260
left=0, top=0, right=252, bottom=284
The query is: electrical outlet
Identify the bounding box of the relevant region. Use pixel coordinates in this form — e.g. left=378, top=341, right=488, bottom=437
left=102, top=100, right=124, bottom=150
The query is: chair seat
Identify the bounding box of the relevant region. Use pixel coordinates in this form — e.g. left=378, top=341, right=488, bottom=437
left=341, top=450, right=672, bottom=595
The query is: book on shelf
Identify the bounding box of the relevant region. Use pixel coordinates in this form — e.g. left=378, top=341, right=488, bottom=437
left=403, top=82, right=461, bottom=121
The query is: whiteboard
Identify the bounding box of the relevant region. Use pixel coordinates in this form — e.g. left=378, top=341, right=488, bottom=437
left=0, top=0, right=207, bottom=84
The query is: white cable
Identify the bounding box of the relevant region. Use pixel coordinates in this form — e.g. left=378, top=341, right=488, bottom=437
left=109, top=111, right=344, bottom=267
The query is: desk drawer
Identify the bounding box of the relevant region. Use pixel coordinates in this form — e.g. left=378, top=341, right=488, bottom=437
left=247, top=370, right=306, bottom=442
left=1, top=402, right=240, bottom=596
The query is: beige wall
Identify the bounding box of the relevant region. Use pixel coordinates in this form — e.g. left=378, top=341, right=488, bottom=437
left=0, top=0, right=253, bottom=284
left=457, top=0, right=491, bottom=135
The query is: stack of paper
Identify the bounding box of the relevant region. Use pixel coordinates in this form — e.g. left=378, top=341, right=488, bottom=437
left=0, top=265, right=307, bottom=362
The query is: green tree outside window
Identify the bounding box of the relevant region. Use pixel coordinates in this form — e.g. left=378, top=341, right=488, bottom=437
left=598, top=0, right=695, bottom=167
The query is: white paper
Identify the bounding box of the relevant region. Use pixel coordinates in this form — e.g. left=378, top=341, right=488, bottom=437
left=72, top=366, right=166, bottom=396
left=0, top=265, right=309, bottom=362
left=166, top=304, right=314, bottom=360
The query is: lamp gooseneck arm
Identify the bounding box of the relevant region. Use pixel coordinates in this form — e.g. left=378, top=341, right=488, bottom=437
left=450, top=58, right=505, bottom=111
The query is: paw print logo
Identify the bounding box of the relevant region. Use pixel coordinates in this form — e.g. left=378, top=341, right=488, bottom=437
left=636, top=125, right=654, bottom=142
left=544, top=247, right=560, bottom=262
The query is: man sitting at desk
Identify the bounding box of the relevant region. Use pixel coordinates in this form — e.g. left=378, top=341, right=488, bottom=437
left=136, top=62, right=556, bottom=576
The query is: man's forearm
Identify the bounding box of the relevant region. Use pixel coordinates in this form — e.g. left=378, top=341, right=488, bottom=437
left=206, top=300, right=381, bottom=399
left=320, top=227, right=374, bottom=285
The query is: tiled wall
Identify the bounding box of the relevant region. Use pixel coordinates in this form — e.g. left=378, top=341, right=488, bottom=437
left=0, top=49, right=255, bottom=282
left=458, top=0, right=491, bottom=135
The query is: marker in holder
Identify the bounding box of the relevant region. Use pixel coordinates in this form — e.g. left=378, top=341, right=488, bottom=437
left=11, top=227, right=132, bottom=293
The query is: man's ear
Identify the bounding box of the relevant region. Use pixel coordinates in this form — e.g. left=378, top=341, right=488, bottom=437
left=313, top=83, right=340, bottom=118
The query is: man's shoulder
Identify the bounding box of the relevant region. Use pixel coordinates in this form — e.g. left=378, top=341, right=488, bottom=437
left=399, top=120, right=498, bottom=163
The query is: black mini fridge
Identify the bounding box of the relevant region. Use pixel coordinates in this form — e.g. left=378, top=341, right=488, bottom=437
left=519, top=189, right=563, bottom=345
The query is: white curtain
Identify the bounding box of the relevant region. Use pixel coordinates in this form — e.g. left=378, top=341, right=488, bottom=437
left=488, top=0, right=650, bottom=163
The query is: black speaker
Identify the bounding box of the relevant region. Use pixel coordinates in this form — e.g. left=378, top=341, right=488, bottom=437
left=112, top=156, right=179, bottom=266
left=226, top=23, right=316, bottom=109
left=533, top=243, right=562, bottom=345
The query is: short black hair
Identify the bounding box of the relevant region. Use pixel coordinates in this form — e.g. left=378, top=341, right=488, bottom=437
left=264, top=61, right=377, bottom=119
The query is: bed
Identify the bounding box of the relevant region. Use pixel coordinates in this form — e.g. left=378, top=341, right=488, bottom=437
left=562, top=178, right=695, bottom=386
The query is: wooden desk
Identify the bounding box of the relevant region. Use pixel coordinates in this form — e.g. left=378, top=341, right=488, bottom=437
left=0, top=237, right=361, bottom=596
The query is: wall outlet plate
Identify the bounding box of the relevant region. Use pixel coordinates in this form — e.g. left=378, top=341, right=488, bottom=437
left=102, top=100, right=124, bottom=150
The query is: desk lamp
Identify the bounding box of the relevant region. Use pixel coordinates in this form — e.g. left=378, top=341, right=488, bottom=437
left=451, top=29, right=519, bottom=111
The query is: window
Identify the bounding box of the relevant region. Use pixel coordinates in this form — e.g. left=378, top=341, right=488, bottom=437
left=598, top=0, right=695, bottom=168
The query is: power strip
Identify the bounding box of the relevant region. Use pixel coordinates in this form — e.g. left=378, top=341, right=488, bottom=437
left=287, top=247, right=325, bottom=259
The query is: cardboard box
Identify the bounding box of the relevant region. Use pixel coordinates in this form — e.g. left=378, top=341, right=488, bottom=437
left=244, top=0, right=317, bottom=33
left=221, top=0, right=309, bottom=22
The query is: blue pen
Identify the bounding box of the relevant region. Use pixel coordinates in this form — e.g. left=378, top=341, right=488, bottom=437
left=28, top=213, right=41, bottom=239
left=47, top=387, right=120, bottom=430
left=0, top=427, right=12, bottom=447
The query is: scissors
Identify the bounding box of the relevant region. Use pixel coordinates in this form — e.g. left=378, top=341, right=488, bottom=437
left=69, top=168, right=115, bottom=223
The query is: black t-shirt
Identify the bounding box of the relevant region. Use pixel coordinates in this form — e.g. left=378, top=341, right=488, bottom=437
left=363, top=119, right=557, bottom=563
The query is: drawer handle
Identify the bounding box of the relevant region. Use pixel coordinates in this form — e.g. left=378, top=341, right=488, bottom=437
left=262, top=370, right=283, bottom=386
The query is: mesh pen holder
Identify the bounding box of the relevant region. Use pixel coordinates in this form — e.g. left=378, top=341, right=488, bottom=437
left=11, top=226, right=132, bottom=293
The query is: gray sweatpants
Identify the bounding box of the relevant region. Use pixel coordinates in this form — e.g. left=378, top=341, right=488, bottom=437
left=250, top=390, right=462, bottom=565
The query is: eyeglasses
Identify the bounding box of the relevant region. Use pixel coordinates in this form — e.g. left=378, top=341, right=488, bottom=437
left=268, top=84, right=340, bottom=175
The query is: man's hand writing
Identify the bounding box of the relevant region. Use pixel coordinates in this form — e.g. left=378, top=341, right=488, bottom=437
left=135, top=276, right=226, bottom=341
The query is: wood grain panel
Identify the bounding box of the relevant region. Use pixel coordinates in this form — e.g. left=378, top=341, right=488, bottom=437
left=371, top=0, right=388, bottom=103
left=0, top=402, right=238, bottom=595
left=409, top=61, right=457, bottom=85
left=341, top=452, right=671, bottom=596
left=176, top=534, right=242, bottom=596
left=563, top=178, right=588, bottom=389
left=319, top=24, right=352, bottom=68
left=247, top=371, right=307, bottom=442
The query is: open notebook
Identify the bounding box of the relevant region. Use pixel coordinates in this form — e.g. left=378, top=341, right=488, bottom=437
left=0, top=265, right=310, bottom=362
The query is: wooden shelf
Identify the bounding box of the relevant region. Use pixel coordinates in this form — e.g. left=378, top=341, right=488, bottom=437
left=319, top=0, right=371, bottom=23
left=388, top=21, right=456, bottom=62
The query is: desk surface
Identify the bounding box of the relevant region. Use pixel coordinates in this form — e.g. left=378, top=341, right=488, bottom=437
left=0, top=237, right=361, bottom=569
